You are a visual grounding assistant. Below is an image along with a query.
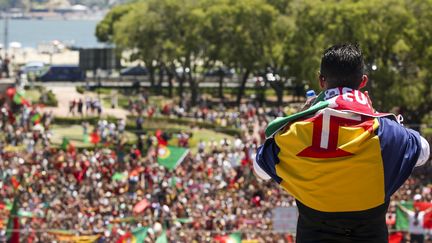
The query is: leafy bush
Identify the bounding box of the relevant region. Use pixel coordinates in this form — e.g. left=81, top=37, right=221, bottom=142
left=76, top=86, right=85, bottom=94
left=46, top=90, right=58, bottom=106
left=38, top=90, right=58, bottom=107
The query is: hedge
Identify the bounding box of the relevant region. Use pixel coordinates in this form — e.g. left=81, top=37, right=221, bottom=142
left=126, top=115, right=242, bottom=136
left=53, top=115, right=242, bottom=136
left=53, top=116, right=120, bottom=125
left=76, top=86, right=85, bottom=94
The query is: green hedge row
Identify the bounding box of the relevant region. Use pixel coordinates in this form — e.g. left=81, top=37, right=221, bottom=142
left=53, top=116, right=120, bottom=125
left=53, top=116, right=242, bottom=136
left=127, top=116, right=241, bottom=136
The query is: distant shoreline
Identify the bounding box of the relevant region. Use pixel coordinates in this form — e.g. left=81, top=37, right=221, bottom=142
left=0, top=10, right=106, bottom=21
left=0, top=16, right=104, bottom=21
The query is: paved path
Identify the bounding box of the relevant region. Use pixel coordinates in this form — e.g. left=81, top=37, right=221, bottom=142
left=43, top=86, right=129, bottom=120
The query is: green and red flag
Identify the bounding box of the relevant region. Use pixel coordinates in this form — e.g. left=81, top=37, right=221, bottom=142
left=31, top=113, right=41, bottom=124
left=61, top=137, right=76, bottom=154
left=116, top=227, right=148, bottom=243
left=214, top=232, right=241, bottom=243
left=116, top=232, right=132, bottom=243
left=12, top=90, right=30, bottom=107
left=6, top=193, right=21, bottom=243
left=157, top=145, right=189, bottom=170
left=396, top=201, right=432, bottom=230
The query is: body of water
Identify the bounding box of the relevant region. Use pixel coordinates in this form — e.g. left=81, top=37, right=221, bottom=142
left=0, top=19, right=105, bottom=48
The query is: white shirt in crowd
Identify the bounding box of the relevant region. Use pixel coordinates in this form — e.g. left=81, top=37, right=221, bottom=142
left=408, top=211, right=426, bottom=235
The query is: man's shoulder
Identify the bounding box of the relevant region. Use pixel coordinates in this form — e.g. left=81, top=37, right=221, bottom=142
left=376, top=116, right=420, bottom=141
left=265, top=101, right=329, bottom=138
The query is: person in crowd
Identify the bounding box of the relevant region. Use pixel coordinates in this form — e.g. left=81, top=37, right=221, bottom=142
left=0, top=74, right=430, bottom=242
left=254, top=43, right=430, bottom=242
left=397, top=203, right=432, bottom=243
left=77, top=99, right=84, bottom=116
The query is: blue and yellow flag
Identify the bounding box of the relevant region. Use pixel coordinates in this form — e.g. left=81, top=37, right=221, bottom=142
left=256, top=88, right=422, bottom=212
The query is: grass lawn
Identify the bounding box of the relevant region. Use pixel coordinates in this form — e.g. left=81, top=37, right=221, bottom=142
left=50, top=125, right=137, bottom=148
left=50, top=123, right=232, bottom=153
left=168, top=128, right=234, bottom=154
left=25, top=89, right=41, bottom=103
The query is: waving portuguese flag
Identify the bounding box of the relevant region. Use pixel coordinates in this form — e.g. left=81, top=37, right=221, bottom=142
left=157, top=145, right=189, bottom=170
left=214, top=232, right=241, bottom=243
left=116, top=227, right=148, bottom=243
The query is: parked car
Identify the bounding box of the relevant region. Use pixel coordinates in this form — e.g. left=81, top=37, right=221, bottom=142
left=20, top=61, right=46, bottom=74
left=36, top=65, right=86, bottom=82
left=120, top=65, right=149, bottom=76
left=20, top=61, right=47, bottom=84
left=204, top=67, right=235, bottom=77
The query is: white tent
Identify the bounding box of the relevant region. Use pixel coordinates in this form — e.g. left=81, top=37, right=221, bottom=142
left=71, top=4, right=88, bottom=12
left=9, top=42, right=22, bottom=49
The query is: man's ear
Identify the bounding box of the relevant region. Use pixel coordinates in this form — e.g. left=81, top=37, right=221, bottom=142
left=319, top=74, right=326, bottom=89
left=359, top=75, right=368, bottom=89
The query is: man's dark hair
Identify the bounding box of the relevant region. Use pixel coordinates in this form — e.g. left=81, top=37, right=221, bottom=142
left=320, top=43, right=364, bottom=89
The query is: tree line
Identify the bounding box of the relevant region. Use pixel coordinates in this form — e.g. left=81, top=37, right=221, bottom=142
left=96, top=0, right=432, bottom=124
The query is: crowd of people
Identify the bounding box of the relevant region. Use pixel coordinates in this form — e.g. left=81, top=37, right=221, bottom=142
left=69, top=97, right=103, bottom=117
left=0, top=88, right=431, bottom=242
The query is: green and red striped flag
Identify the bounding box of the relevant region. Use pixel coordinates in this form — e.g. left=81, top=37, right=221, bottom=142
left=157, top=146, right=189, bottom=170
left=6, top=193, right=21, bottom=243
left=214, top=232, right=241, bottom=243
left=396, top=201, right=432, bottom=230
left=31, top=113, right=41, bottom=124
left=12, top=90, right=30, bottom=106
left=60, top=137, right=75, bottom=154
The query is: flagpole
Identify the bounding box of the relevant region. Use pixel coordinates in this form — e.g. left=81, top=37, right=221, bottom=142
left=3, top=11, right=8, bottom=57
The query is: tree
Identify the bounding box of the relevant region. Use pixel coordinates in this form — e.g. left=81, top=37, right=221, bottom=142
left=404, top=0, right=432, bottom=124
left=95, top=3, right=134, bottom=43
left=206, top=0, right=281, bottom=106
left=96, top=0, right=432, bottom=124
left=112, top=1, right=163, bottom=92
left=265, top=12, right=295, bottom=106
left=110, top=0, right=208, bottom=105
left=285, top=0, right=425, bottom=122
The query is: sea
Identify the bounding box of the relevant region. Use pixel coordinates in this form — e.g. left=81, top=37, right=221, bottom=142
left=0, top=19, right=105, bottom=49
